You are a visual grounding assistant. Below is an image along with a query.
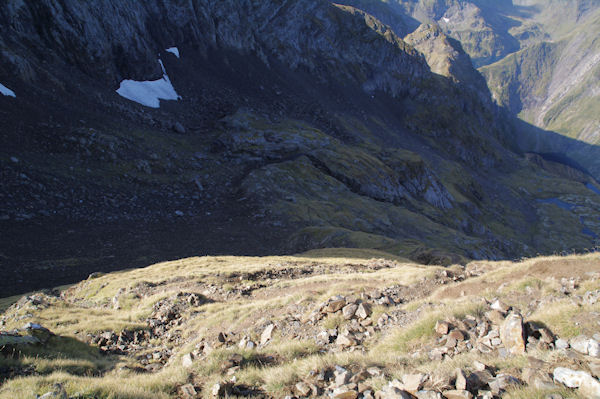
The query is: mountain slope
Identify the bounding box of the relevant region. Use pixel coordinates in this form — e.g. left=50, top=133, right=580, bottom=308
left=480, top=7, right=600, bottom=151
left=1, top=251, right=599, bottom=398
left=1, top=0, right=600, bottom=296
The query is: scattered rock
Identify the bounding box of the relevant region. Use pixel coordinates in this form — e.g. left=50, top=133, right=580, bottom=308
left=500, top=312, right=525, bottom=354
left=435, top=321, right=450, bottom=335
left=489, top=374, right=520, bottom=395
left=455, top=369, right=467, bottom=390
left=343, top=304, right=358, bottom=320
left=375, top=384, right=413, bottom=399
left=179, top=383, right=197, bottom=399
left=441, top=389, right=472, bottom=399
left=182, top=352, right=194, bottom=368
left=326, top=298, right=347, bottom=313
left=261, top=324, right=275, bottom=345
left=173, top=122, right=186, bottom=134
left=38, top=384, right=67, bottom=399
left=295, top=381, right=311, bottom=397
left=416, top=391, right=442, bottom=399
left=402, top=373, right=427, bottom=393
left=571, top=335, right=591, bottom=354
left=336, top=333, right=357, bottom=348
left=555, top=338, right=569, bottom=350
left=356, top=303, right=372, bottom=320
left=490, top=299, right=509, bottom=313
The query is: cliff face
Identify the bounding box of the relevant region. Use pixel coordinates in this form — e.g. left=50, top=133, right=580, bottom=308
left=1, top=0, right=600, bottom=295
left=0, top=0, right=428, bottom=95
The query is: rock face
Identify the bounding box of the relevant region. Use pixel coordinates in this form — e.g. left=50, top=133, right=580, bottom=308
left=499, top=313, right=525, bottom=354
left=0, top=0, right=426, bottom=95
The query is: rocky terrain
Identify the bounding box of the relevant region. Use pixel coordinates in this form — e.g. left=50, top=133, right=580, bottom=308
left=1, top=0, right=600, bottom=297
left=0, top=250, right=599, bottom=398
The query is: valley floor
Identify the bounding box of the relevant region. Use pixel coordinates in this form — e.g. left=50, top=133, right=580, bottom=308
left=0, top=249, right=599, bottom=398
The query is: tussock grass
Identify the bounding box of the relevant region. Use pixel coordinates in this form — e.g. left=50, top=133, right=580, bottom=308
left=1, top=251, right=598, bottom=398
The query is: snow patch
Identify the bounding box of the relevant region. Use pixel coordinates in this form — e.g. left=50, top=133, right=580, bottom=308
left=0, top=83, right=16, bottom=98
left=166, top=47, right=180, bottom=58
left=116, top=59, right=180, bottom=108
left=442, top=17, right=450, bottom=23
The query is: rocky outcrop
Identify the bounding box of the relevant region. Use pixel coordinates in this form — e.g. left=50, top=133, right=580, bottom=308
left=0, top=0, right=428, bottom=96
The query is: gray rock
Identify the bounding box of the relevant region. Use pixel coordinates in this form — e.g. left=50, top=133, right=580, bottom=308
left=179, top=384, right=197, bottom=399
left=38, top=384, right=67, bottom=399
left=490, top=299, right=509, bottom=312
left=375, top=385, right=413, bottom=399
left=589, top=339, right=600, bottom=357
left=500, top=313, right=525, bottom=354
left=334, top=366, right=352, bottom=387
left=555, top=338, right=569, bottom=350
left=356, top=303, right=372, bottom=319
left=342, top=304, right=358, bottom=320
left=488, top=374, right=520, bottom=395
left=415, top=391, right=441, bottom=399
left=295, top=381, right=311, bottom=397
left=455, top=368, right=467, bottom=390
left=554, top=367, right=600, bottom=398
left=435, top=320, right=450, bottom=335
left=261, top=324, right=275, bottom=345
left=441, top=390, right=472, bottom=399
left=401, top=373, right=427, bottom=392
left=571, top=335, right=591, bottom=354
left=173, top=122, right=186, bottom=134
left=182, top=352, right=194, bottom=368
left=336, top=333, right=357, bottom=348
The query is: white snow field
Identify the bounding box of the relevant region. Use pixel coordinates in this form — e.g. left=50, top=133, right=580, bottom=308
left=166, top=47, right=180, bottom=58
left=0, top=83, right=16, bottom=97
left=116, top=59, right=180, bottom=108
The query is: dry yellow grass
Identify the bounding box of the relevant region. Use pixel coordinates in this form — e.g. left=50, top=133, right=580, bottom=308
left=0, top=250, right=598, bottom=398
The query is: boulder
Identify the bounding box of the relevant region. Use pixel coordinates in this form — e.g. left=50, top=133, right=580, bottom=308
left=554, top=367, right=600, bottom=398
left=356, top=303, right=372, bottom=319
left=441, top=390, right=472, bottom=399
left=415, top=391, right=441, bottom=399
left=489, top=374, right=520, bottom=395
left=402, top=373, right=428, bottom=392
left=261, top=324, right=275, bottom=345
left=327, top=299, right=347, bottom=313
left=375, top=385, right=413, bottom=399
left=555, top=338, right=569, bottom=350
left=490, top=300, right=509, bottom=313
left=173, top=122, right=186, bottom=134
left=473, top=361, right=487, bottom=371
left=571, top=335, right=591, bottom=354
left=449, top=330, right=465, bottom=341
left=336, top=333, right=357, bottom=348
left=182, top=352, right=194, bottom=368
left=455, top=369, right=467, bottom=390
left=590, top=339, right=600, bottom=357
left=38, top=384, right=67, bottom=399
left=343, top=304, right=358, bottom=320
left=435, top=321, right=450, bottom=335
left=335, top=366, right=352, bottom=387
left=333, top=388, right=359, bottom=399
left=179, top=384, right=197, bottom=399
left=500, top=313, right=525, bottom=354
left=466, top=370, right=493, bottom=391
left=295, top=381, right=311, bottom=397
